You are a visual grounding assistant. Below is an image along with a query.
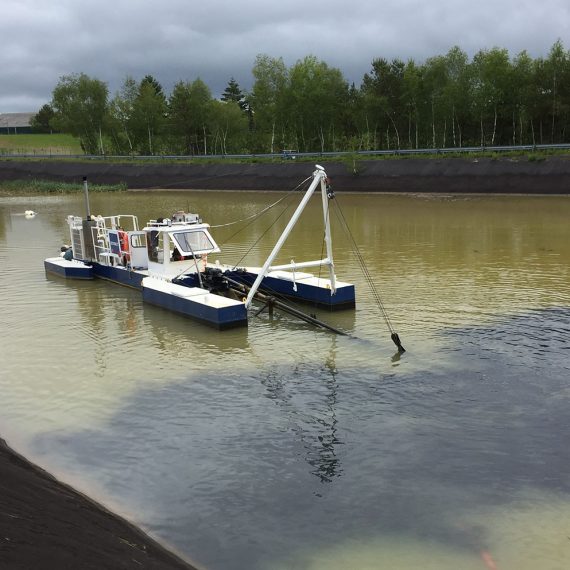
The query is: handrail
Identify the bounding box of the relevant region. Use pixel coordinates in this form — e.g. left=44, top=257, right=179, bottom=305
left=3, top=142, right=570, bottom=161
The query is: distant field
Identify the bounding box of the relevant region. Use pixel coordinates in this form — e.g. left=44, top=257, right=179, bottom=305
left=0, top=134, right=82, bottom=155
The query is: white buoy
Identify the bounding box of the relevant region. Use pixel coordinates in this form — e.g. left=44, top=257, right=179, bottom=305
left=24, top=210, right=37, bottom=218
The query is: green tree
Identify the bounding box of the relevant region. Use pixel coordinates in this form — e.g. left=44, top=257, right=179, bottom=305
left=544, top=40, right=569, bottom=142
left=141, top=75, right=165, bottom=99
left=421, top=55, right=450, bottom=148
left=188, top=78, right=213, bottom=154
left=511, top=51, right=535, bottom=144
left=168, top=80, right=194, bottom=154
left=470, top=48, right=512, bottom=145
left=132, top=76, right=167, bottom=154
left=343, top=82, right=368, bottom=151
left=30, top=104, right=55, bottom=133
left=221, top=78, right=246, bottom=109
left=285, top=56, right=349, bottom=152
left=50, top=73, right=108, bottom=154
left=168, top=78, right=212, bottom=154
left=362, top=58, right=406, bottom=149
left=249, top=54, right=288, bottom=152
left=221, top=77, right=253, bottom=133
left=107, top=76, right=138, bottom=154
left=400, top=61, right=422, bottom=149
left=210, top=99, right=249, bottom=154
left=443, top=46, right=471, bottom=147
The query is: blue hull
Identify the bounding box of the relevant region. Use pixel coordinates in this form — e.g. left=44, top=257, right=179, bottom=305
left=143, top=287, right=248, bottom=330
left=92, top=263, right=145, bottom=289
left=227, top=271, right=356, bottom=310
left=44, top=259, right=93, bottom=280
left=45, top=259, right=244, bottom=329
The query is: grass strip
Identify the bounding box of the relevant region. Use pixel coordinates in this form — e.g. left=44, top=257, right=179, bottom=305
left=0, top=179, right=127, bottom=196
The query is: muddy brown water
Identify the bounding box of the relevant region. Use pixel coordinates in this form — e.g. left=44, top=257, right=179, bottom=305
left=1, top=188, right=569, bottom=569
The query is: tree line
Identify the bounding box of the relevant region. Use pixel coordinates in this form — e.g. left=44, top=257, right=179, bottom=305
left=31, top=41, right=570, bottom=156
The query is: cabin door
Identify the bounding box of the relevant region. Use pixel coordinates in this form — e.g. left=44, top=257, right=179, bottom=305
left=129, top=232, right=148, bottom=269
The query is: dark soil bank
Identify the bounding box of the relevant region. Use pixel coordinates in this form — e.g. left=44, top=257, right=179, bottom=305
left=1, top=156, right=570, bottom=193
left=0, top=438, right=197, bottom=570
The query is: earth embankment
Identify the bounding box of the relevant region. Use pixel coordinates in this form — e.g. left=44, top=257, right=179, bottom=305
left=0, top=438, right=197, bottom=570
left=1, top=156, right=570, bottom=193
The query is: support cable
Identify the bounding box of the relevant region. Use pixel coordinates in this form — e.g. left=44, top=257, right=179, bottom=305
left=224, top=175, right=314, bottom=270
left=230, top=196, right=297, bottom=269
left=331, top=200, right=405, bottom=353
left=210, top=176, right=312, bottom=230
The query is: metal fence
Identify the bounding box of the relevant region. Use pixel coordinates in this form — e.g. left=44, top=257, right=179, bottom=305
left=1, top=143, right=570, bottom=161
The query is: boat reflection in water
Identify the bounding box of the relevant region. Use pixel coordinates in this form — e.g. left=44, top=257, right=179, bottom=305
left=45, top=272, right=251, bottom=358
left=262, top=337, right=343, bottom=486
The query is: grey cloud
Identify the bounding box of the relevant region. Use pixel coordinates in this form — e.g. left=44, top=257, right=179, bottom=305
left=1, top=0, right=569, bottom=111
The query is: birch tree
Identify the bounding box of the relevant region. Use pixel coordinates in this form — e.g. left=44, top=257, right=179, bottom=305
left=51, top=73, right=108, bottom=154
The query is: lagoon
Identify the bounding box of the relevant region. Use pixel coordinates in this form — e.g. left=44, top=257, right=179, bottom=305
left=1, top=188, right=569, bottom=569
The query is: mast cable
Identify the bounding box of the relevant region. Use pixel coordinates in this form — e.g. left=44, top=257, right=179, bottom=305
left=230, top=196, right=298, bottom=269
left=331, top=199, right=405, bottom=352
left=210, top=176, right=312, bottom=231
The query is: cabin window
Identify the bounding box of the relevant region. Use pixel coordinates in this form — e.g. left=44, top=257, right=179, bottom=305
left=172, top=230, right=215, bottom=255
left=130, top=234, right=146, bottom=249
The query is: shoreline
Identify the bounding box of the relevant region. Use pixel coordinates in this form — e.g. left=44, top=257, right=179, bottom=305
left=1, top=156, right=570, bottom=194
left=124, top=188, right=570, bottom=197
left=0, top=437, right=198, bottom=570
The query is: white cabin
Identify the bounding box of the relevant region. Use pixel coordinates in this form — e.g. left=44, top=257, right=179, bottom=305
left=68, top=210, right=220, bottom=281
left=142, top=212, right=220, bottom=279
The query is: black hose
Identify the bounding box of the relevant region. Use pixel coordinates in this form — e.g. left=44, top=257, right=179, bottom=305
left=223, top=275, right=348, bottom=336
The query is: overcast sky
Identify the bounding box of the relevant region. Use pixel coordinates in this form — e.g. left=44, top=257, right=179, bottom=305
left=1, top=0, right=569, bottom=113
